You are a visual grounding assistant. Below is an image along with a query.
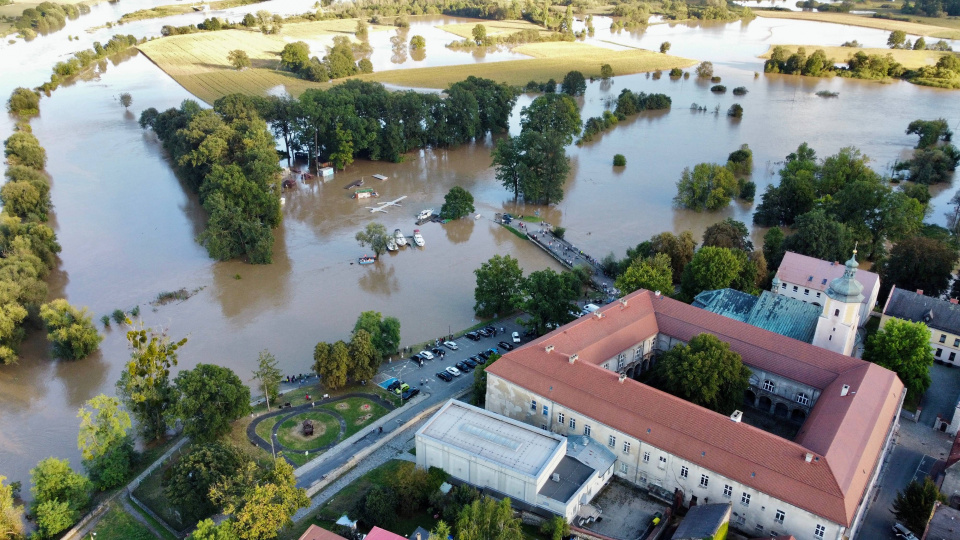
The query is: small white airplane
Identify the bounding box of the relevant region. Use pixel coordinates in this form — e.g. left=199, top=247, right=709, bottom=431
left=367, top=196, right=407, bottom=213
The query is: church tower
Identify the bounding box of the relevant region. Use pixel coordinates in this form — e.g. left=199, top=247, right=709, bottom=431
left=812, top=250, right=864, bottom=356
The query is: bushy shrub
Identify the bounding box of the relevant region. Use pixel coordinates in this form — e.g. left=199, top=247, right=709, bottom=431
left=732, top=86, right=748, bottom=95
left=710, top=84, right=727, bottom=93
left=613, top=154, right=626, bottom=166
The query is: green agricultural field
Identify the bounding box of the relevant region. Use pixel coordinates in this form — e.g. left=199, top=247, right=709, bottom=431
left=760, top=44, right=956, bottom=70
left=438, top=19, right=548, bottom=39
left=139, top=30, right=696, bottom=103
left=755, top=10, right=960, bottom=39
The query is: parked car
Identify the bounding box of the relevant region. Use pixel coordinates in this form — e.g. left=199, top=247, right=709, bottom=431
left=419, top=350, right=434, bottom=360
left=387, top=380, right=402, bottom=392
left=402, top=388, right=420, bottom=400
left=465, top=332, right=481, bottom=341
left=410, top=355, right=424, bottom=366
left=477, top=351, right=490, bottom=360
left=446, top=366, right=461, bottom=377
left=470, top=355, right=484, bottom=364
left=443, top=341, right=459, bottom=350
left=431, top=347, right=444, bottom=357
left=512, top=331, right=521, bottom=343
left=477, top=328, right=492, bottom=337
left=484, top=325, right=496, bottom=335
left=456, top=361, right=472, bottom=373
left=436, top=371, right=452, bottom=382
left=892, top=523, right=919, bottom=540
left=463, top=358, right=478, bottom=368
left=394, top=383, right=410, bottom=395
left=497, top=341, right=514, bottom=351
left=487, top=347, right=500, bottom=356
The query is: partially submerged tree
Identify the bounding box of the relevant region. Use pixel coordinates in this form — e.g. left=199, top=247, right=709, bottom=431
left=440, top=186, right=475, bottom=220
left=356, top=222, right=390, bottom=257
left=39, top=299, right=102, bottom=360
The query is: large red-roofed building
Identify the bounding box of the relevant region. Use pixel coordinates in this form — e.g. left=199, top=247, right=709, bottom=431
left=485, top=289, right=904, bottom=540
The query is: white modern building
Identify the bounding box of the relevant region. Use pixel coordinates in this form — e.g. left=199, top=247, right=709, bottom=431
left=415, top=399, right=615, bottom=521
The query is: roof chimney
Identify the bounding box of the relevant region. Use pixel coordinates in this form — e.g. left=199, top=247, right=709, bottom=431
left=545, top=345, right=554, bottom=354
left=654, top=290, right=661, bottom=297
left=805, top=453, right=814, bottom=463
left=730, top=410, right=742, bottom=423
left=620, top=298, right=628, bottom=308
left=841, top=384, right=850, bottom=396
left=918, top=289, right=924, bottom=295
left=593, top=311, right=603, bottom=320
left=569, top=353, right=578, bottom=364
left=417, top=533, right=421, bottom=540
left=618, top=372, right=626, bottom=383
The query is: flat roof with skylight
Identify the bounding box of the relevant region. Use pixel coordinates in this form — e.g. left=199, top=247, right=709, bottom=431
left=417, top=400, right=564, bottom=477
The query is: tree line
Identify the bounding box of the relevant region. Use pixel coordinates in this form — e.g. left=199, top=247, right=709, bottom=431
left=10, top=1, right=89, bottom=40
left=278, top=37, right=374, bottom=83
left=139, top=99, right=283, bottom=263
left=578, top=89, right=671, bottom=144
left=39, top=34, right=141, bottom=94
left=313, top=311, right=401, bottom=389
left=673, top=144, right=756, bottom=212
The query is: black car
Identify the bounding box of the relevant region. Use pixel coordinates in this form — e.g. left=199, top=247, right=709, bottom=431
left=431, top=347, right=444, bottom=357
left=388, top=380, right=403, bottom=392
left=436, top=371, right=452, bottom=382
left=463, top=358, right=478, bottom=368
left=402, top=388, right=421, bottom=400
left=484, top=325, right=496, bottom=334
left=456, top=361, right=472, bottom=373
left=477, top=328, right=492, bottom=337
left=470, top=355, right=485, bottom=365
left=497, top=341, right=514, bottom=351
left=465, top=332, right=481, bottom=341
left=477, top=350, right=490, bottom=360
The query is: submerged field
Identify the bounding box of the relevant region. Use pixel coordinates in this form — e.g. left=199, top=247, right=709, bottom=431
left=139, top=24, right=696, bottom=103
left=438, top=19, right=548, bottom=39
left=755, top=10, right=960, bottom=39
left=759, top=44, right=956, bottom=69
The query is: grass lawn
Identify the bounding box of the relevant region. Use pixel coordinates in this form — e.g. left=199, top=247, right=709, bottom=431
left=91, top=502, right=159, bottom=540
left=277, top=411, right=342, bottom=450
left=755, top=10, right=960, bottom=39
left=140, top=33, right=695, bottom=103
left=125, top=494, right=179, bottom=540
left=255, top=414, right=281, bottom=442
left=438, top=19, right=549, bottom=39
left=319, top=397, right=389, bottom=438
left=759, top=44, right=954, bottom=69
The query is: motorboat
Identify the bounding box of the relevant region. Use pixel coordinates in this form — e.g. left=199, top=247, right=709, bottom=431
left=358, top=255, right=376, bottom=265
left=417, top=209, right=434, bottom=220
left=387, top=238, right=397, bottom=251
left=413, top=229, right=425, bottom=247
left=394, top=229, right=407, bottom=247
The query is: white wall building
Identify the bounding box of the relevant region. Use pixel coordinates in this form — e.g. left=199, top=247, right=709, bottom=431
left=774, top=251, right=880, bottom=326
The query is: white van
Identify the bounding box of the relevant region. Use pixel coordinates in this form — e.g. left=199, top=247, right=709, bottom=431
left=892, top=523, right=919, bottom=540
left=582, top=303, right=600, bottom=316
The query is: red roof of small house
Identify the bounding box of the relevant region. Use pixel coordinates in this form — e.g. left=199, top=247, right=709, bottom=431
left=486, top=289, right=904, bottom=527
left=366, top=527, right=409, bottom=540
left=299, top=525, right=347, bottom=540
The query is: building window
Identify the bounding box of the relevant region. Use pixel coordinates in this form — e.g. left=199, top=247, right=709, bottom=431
left=723, top=484, right=732, bottom=497
left=584, top=425, right=591, bottom=437
left=775, top=510, right=785, bottom=524
left=619, top=462, right=628, bottom=474
left=700, top=474, right=709, bottom=488
left=952, top=352, right=957, bottom=362
left=608, top=435, right=616, bottom=448
left=541, top=424, right=547, bottom=430
left=569, top=418, right=576, bottom=430
left=531, top=400, right=536, bottom=411
left=734, top=515, right=746, bottom=526
left=796, top=393, right=809, bottom=406
left=740, top=492, right=751, bottom=506
left=643, top=451, right=650, bottom=463
left=634, top=348, right=643, bottom=361
left=781, top=282, right=787, bottom=289
left=834, top=309, right=840, bottom=316
left=755, top=524, right=764, bottom=534
left=762, top=380, right=775, bottom=392
left=814, top=524, right=825, bottom=539
left=955, top=338, right=959, bottom=347
left=617, top=353, right=625, bottom=370
left=639, top=474, right=647, bottom=484
left=542, top=405, right=548, bottom=416
left=680, top=466, right=689, bottom=478
left=558, top=413, right=564, bottom=424
left=623, top=442, right=631, bottom=454
left=937, top=348, right=943, bottom=358
left=816, top=292, right=821, bottom=298
left=658, top=456, right=667, bottom=469
left=793, top=286, right=798, bottom=292
left=941, top=334, right=948, bottom=343
left=804, top=289, right=809, bottom=296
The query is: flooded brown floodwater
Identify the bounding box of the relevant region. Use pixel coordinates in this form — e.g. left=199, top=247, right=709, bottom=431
left=1, top=12, right=959, bottom=486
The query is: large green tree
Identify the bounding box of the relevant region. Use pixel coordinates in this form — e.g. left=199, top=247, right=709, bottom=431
left=3, top=131, right=46, bottom=170
left=455, top=496, right=523, bottom=540
left=650, top=231, right=697, bottom=279
left=520, top=269, right=580, bottom=336
left=781, top=209, right=855, bottom=263
left=892, top=478, right=946, bottom=536
left=615, top=253, right=673, bottom=295
left=702, top=218, right=753, bottom=251
left=76, top=394, right=131, bottom=461
left=39, top=299, right=102, bottom=360
left=880, top=235, right=959, bottom=299
left=0, top=476, right=25, bottom=540
left=253, top=350, right=282, bottom=410
left=440, top=186, right=475, bottom=220
left=349, top=329, right=380, bottom=382
left=30, top=458, right=91, bottom=532
left=648, top=333, right=751, bottom=414
left=356, top=222, right=390, bottom=257
left=353, top=311, right=401, bottom=358
left=7, top=87, right=39, bottom=116
left=174, top=364, right=251, bottom=442
left=473, top=255, right=523, bottom=318
left=679, top=246, right=743, bottom=301
left=116, top=327, right=187, bottom=441
left=864, top=319, right=934, bottom=399
left=315, top=341, right=350, bottom=389
left=219, top=459, right=309, bottom=540
left=164, top=442, right=244, bottom=523
left=673, top=163, right=739, bottom=211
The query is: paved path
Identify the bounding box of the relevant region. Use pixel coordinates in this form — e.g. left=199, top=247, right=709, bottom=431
left=514, top=219, right=618, bottom=298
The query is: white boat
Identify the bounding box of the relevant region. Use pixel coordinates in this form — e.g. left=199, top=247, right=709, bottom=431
left=413, top=229, right=425, bottom=247
left=387, top=238, right=398, bottom=251
left=394, top=229, right=407, bottom=247
left=417, top=209, right=434, bottom=221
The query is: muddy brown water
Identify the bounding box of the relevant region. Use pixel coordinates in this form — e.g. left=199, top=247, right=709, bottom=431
left=1, top=13, right=959, bottom=487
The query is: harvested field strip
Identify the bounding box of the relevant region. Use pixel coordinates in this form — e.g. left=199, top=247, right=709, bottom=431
left=760, top=44, right=955, bottom=69
left=755, top=10, right=960, bottom=39
left=439, top=19, right=549, bottom=39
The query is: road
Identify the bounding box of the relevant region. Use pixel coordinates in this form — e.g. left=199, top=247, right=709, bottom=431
left=294, top=318, right=528, bottom=490
left=857, top=445, right=926, bottom=540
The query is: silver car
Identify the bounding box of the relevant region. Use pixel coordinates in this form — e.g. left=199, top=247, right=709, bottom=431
left=446, top=366, right=461, bottom=377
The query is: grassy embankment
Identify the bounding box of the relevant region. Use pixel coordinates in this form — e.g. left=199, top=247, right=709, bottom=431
left=139, top=23, right=696, bottom=103
left=437, top=19, right=549, bottom=38
left=759, top=44, right=956, bottom=69
left=755, top=10, right=960, bottom=40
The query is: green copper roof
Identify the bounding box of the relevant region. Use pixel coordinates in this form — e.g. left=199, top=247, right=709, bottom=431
left=693, top=289, right=821, bottom=343
left=826, top=252, right=865, bottom=303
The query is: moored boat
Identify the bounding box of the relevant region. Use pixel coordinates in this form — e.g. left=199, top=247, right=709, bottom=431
left=394, top=229, right=407, bottom=247
left=387, top=238, right=398, bottom=251
left=353, top=189, right=379, bottom=199
left=413, top=229, right=425, bottom=247
left=358, top=255, right=376, bottom=265
left=417, top=209, right=434, bottom=220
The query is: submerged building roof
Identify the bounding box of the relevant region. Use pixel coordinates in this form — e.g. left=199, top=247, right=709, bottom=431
left=693, top=289, right=821, bottom=343
left=883, top=285, right=960, bottom=335
left=486, top=289, right=904, bottom=527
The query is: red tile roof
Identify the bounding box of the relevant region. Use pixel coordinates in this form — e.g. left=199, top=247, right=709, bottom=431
left=366, top=527, right=409, bottom=540
left=487, top=289, right=904, bottom=527
left=299, top=526, right=347, bottom=540
left=776, top=251, right=879, bottom=301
